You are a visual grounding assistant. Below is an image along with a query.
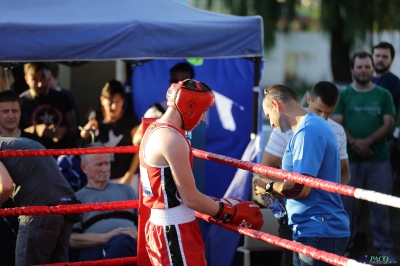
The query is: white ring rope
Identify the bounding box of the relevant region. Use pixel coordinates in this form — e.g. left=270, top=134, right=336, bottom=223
left=354, top=188, right=400, bottom=208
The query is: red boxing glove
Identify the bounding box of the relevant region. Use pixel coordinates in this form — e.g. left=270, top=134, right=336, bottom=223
left=213, top=198, right=264, bottom=230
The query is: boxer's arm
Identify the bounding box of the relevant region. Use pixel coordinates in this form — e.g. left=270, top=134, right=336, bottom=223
left=161, top=129, right=220, bottom=217
left=0, top=162, right=13, bottom=204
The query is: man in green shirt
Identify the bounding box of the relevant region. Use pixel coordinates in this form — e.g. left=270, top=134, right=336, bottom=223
left=332, top=51, right=395, bottom=256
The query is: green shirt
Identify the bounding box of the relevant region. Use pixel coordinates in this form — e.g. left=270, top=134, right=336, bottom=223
left=333, top=85, right=395, bottom=162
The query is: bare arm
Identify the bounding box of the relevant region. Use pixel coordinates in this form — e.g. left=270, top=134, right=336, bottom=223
left=0, top=162, right=13, bottom=204
left=132, top=123, right=143, bottom=146
left=69, top=227, right=137, bottom=249
left=258, top=151, right=283, bottom=182
left=254, top=176, right=312, bottom=199
left=331, top=114, right=373, bottom=157
left=364, top=114, right=394, bottom=144
left=119, top=125, right=140, bottom=184
left=146, top=128, right=220, bottom=216
left=340, top=158, right=351, bottom=185
left=80, top=120, right=99, bottom=139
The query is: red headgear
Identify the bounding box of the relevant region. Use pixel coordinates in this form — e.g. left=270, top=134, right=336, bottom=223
left=166, top=79, right=214, bottom=131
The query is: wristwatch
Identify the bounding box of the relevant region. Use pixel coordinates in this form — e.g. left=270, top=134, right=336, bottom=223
left=265, top=181, right=275, bottom=193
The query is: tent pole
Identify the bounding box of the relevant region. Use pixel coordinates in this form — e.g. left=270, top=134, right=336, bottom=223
left=252, top=56, right=262, bottom=136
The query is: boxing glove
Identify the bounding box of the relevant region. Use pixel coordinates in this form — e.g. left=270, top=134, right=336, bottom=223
left=213, top=198, right=264, bottom=230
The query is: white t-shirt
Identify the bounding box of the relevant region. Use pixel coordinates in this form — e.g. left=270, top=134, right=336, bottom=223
left=264, top=118, right=348, bottom=160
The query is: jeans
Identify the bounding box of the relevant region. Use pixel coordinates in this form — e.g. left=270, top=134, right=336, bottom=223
left=15, top=214, right=73, bottom=266
left=342, top=161, right=393, bottom=254
left=79, top=234, right=137, bottom=264
left=293, top=237, right=349, bottom=266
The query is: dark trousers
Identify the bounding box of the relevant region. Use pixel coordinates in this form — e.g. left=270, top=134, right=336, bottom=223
left=278, top=215, right=294, bottom=266
left=15, top=214, right=73, bottom=266
left=79, top=234, right=137, bottom=264
left=0, top=216, right=18, bottom=266
left=293, top=237, right=349, bottom=266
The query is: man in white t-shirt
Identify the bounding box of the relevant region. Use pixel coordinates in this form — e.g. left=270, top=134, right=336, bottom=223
left=259, top=81, right=350, bottom=266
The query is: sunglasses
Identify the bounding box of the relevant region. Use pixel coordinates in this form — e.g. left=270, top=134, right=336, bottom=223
left=263, top=88, right=285, bottom=100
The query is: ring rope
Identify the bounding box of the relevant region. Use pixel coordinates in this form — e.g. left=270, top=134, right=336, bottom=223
left=0, top=146, right=139, bottom=158
left=33, top=257, right=137, bottom=266
left=0, top=200, right=139, bottom=217
left=0, top=146, right=398, bottom=208
left=191, top=148, right=400, bottom=209
left=195, top=212, right=371, bottom=266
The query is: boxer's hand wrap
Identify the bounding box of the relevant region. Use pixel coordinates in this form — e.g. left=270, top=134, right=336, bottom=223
left=213, top=201, right=236, bottom=222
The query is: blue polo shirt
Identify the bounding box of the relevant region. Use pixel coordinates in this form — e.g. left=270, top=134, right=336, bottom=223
left=282, top=113, right=349, bottom=239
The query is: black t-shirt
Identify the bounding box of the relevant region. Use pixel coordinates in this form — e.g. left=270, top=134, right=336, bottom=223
left=19, top=88, right=73, bottom=149
left=95, top=112, right=139, bottom=179
left=0, top=137, right=75, bottom=207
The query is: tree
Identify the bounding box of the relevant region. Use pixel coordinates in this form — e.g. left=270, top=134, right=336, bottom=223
left=195, top=0, right=400, bottom=83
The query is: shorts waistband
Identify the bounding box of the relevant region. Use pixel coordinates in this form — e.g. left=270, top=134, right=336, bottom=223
left=149, top=205, right=195, bottom=226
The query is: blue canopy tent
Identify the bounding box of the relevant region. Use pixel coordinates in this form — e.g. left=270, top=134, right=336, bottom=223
left=0, top=1, right=264, bottom=265
left=0, top=0, right=262, bottom=61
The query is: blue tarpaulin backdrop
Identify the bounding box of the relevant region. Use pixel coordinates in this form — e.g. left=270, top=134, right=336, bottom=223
left=131, top=58, right=255, bottom=197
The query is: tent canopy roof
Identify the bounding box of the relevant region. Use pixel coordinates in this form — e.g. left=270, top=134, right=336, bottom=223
left=0, top=0, right=263, bottom=62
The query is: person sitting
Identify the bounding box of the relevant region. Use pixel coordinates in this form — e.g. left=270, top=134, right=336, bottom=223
left=69, top=142, right=138, bottom=263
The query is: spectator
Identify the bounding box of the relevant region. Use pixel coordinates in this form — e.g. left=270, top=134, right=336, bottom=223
left=0, top=90, right=38, bottom=139
left=47, top=62, right=81, bottom=126
left=254, top=84, right=350, bottom=266
left=0, top=90, right=43, bottom=265
left=80, top=80, right=139, bottom=184
left=258, top=81, right=350, bottom=266
left=0, top=136, right=78, bottom=266
left=20, top=62, right=79, bottom=149
left=372, top=41, right=400, bottom=257
left=372, top=42, right=400, bottom=132
left=69, top=142, right=137, bottom=263
left=331, top=51, right=395, bottom=256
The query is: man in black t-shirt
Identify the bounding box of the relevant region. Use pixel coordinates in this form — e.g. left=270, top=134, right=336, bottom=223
left=20, top=62, right=78, bottom=149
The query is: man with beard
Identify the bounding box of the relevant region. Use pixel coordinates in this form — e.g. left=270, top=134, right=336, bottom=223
left=20, top=62, right=78, bottom=149
left=331, top=51, right=395, bottom=257
left=372, top=42, right=400, bottom=129
left=372, top=41, right=400, bottom=258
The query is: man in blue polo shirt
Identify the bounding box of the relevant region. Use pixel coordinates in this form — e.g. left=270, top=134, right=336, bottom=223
left=254, top=84, right=349, bottom=266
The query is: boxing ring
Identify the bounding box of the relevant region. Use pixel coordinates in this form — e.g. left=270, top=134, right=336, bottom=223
left=1, top=144, right=399, bottom=266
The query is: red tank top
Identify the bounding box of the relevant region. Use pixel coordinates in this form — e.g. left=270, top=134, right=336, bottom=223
left=139, top=121, right=193, bottom=209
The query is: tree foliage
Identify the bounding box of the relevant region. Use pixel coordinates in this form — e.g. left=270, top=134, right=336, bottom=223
left=195, top=0, right=400, bottom=83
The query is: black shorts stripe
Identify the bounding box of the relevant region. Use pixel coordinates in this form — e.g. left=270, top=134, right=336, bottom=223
left=165, top=225, right=184, bottom=266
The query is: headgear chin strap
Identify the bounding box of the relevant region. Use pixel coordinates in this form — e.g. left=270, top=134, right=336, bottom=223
left=166, top=79, right=214, bottom=131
